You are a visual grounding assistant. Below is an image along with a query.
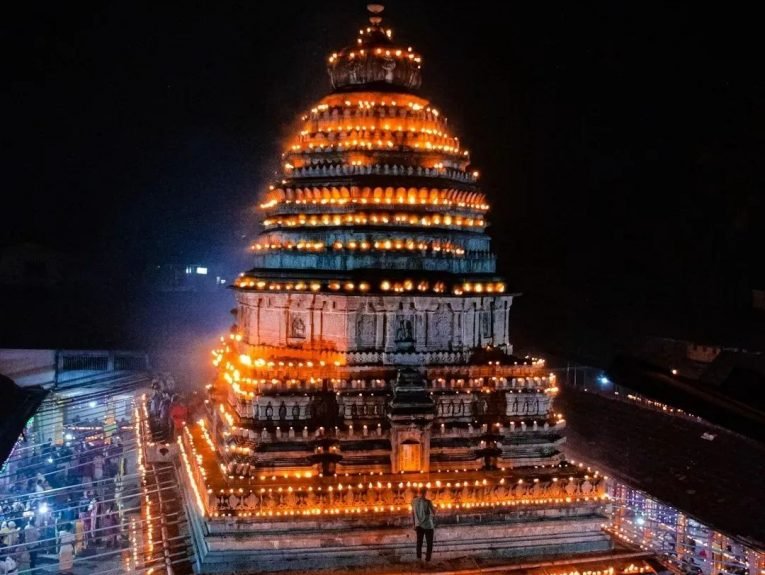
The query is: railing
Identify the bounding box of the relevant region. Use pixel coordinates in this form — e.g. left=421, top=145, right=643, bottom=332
left=56, top=350, right=149, bottom=378
left=61, top=354, right=109, bottom=372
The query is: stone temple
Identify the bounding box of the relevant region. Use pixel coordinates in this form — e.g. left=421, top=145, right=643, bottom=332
left=180, top=5, right=612, bottom=572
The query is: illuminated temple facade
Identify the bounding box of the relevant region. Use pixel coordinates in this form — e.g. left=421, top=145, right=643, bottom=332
left=180, top=6, right=613, bottom=572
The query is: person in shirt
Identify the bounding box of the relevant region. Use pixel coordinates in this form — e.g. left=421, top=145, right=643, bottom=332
left=23, top=519, right=40, bottom=569
left=411, top=486, right=436, bottom=562
left=0, top=552, right=19, bottom=575
left=92, top=452, right=105, bottom=483
left=169, top=395, right=189, bottom=439
left=58, top=523, right=75, bottom=575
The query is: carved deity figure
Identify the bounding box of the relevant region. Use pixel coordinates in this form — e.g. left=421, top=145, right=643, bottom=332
left=395, top=319, right=414, bottom=342
left=346, top=60, right=363, bottom=84
left=291, top=316, right=306, bottom=339
left=481, top=312, right=491, bottom=338
left=381, top=57, right=396, bottom=82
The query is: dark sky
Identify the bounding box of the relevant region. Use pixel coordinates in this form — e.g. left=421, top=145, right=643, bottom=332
left=3, top=1, right=764, bottom=337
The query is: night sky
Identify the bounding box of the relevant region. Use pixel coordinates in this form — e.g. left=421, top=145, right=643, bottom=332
left=3, top=2, right=764, bottom=353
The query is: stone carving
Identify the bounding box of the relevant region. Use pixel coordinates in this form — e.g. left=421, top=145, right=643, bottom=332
left=357, top=314, right=376, bottom=347
left=481, top=312, right=491, bottom=338
left=432, top=313, right=450, bottom=344
left=290, top=315, right=306, bottom=339
left=395, top=317, right=414, bottom=342
left=205, top=475, right=605, bottom=515
left=381, top=57, right=396, bottom=82
left=236, top=292, right=514, bottom=361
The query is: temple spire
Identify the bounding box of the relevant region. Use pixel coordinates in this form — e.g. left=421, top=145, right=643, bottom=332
left=367, top=3, right=384, bottom=26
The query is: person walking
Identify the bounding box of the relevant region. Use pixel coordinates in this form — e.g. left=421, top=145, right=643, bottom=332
left=411, top=486, right=436, bottom=563
left=57, top=523, right=75, bottom=575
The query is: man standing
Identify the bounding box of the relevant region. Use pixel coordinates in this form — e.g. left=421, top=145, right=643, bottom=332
left=411, top=487, right=436, bottom=563
left=24, top=518, right=40, bottom=570
left=169, top=395, right=189, bottom=440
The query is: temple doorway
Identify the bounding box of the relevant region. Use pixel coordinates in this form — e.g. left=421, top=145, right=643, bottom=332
left=399, top=439, right=421, bottom=472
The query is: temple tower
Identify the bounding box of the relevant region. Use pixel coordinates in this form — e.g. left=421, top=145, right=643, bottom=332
left=235, top=3, right=511, bottom=367
left=178, top=6, right=614, bottom=571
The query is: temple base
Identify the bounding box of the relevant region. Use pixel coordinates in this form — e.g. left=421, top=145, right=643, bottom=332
left=183, top=497, right=612, bottom=573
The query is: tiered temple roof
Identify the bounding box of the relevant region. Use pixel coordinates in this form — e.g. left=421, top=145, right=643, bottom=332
left=180, top=6, right=614, bottom=571
left=236, top=7, right=497, bottom=292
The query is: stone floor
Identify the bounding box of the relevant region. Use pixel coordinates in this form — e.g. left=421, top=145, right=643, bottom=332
left=23, top=544, right=126, bottom=575
left=266, top=548, right=657, bottom=575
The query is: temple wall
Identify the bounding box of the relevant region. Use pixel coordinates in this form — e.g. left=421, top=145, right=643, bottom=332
left=237, top=292, right=513, bottom=357
left=230, top=387, right=554, bottom=426
left=217, top=411, right=567, bottom=476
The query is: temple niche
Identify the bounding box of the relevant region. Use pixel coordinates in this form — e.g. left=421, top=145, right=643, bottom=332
left=179, top=4, right=614, bottom=572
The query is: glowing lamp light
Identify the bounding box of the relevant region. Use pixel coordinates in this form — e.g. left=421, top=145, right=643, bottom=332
left=88, top=400, right=97, bottom=408
left=671, top=369, right=678, bottom=375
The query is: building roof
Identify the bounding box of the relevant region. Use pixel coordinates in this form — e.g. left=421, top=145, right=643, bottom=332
left=607, top=354, right=765, bottom=442
left=558, top=386, right=765, bottom=549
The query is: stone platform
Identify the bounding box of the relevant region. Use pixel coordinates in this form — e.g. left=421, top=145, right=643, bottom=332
left=262, top=550, right=659, bottom=575
left=202, top=521, right=609, bottom=573
left=180, top=466, right=611, bottom=574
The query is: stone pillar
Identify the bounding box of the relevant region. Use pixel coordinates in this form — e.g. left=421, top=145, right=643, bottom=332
left=318, top=302, right=325, bottom=349
left=415, top=311, right=425, bottom=350
left=256, top=298, right=262, bottom=345
left=375, top=308, right=385, bottom=349
left=384, top=311, right=396, bottom=351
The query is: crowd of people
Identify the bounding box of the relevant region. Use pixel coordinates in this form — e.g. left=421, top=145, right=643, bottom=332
left=148, top=375, right=188, bottom=440
left=0, top=373, right=192, bottom=574
left=0, top=428, right=128, bottom=574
